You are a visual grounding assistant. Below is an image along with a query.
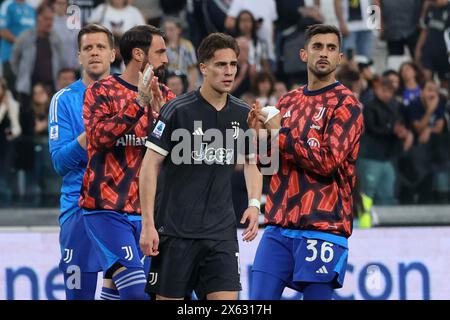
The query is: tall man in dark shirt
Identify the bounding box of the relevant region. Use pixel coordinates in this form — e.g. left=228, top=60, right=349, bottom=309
left=140, top=33, right=262, bottom=300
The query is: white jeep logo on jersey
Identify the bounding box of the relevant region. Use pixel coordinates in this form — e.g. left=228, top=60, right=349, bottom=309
left=192, top=143, right=233, bottom=164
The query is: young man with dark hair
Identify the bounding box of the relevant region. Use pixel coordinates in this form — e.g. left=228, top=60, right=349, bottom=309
left=49, top=23, right=115, bottom=300
left=248, top=24, right=364, bottom=300
left=139, top=32, right=262, bottom=300
left=79, top=24, right=175, bottom=300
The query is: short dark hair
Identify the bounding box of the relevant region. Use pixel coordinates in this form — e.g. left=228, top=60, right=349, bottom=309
left=78, top=24, right=114, bottom=50
left=197, top=32, right=240, bottom=64
left=382, top=69, right=399, bottom=78
left=252, top=71, right=275, bottom=96
left=336, top=64, right=361, bottom=87
left=57, top=67, right=77, bottom=77
left=420, top=78, right=437, bottom=90
left=119, top=25, right=165, bottom=65
left=162, top=16, right=182, bottom=29
left=36, top=3, right=53, bottom=16
left=377, top=76, right=395, bottom=92
left=304, top=24, right=342, bottom=50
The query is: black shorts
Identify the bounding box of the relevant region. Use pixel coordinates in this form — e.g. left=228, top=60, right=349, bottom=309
left=386, top=32, right=418, bottom=57
left=145, top=236, right=242, bottom=299
left=421, top=46, right=450, bottom=81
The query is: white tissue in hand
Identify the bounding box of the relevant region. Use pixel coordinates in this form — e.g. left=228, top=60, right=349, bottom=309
left=261, top=106, right=280, bottom=123
left=143, top=65, right=153, bottom=85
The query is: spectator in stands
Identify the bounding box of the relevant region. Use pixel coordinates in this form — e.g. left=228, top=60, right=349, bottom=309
left=415, top=0, right=450, bottom=90
left=88, top=0, right=145, bottom=38
left=382, top=69, right=402, bottom=103
left=56, top=68, right=77, bottom=91
left=376, top=0, right=423, bottom=69
left=225, top=0, right=278, bottom=65
left=234, top=10, right=271, bottom=75
left=358, top=77, right=414, bottom=205
left=11, top=4, right=64, bottom=189
left=355, top=55, right=375, bottom=105
left=318, top=0, right=339, bottom=27
left=433, top=104, right=450, bottom=203
left=336, top=62, right=363, bottom=99
left=186, top=0, right=230, bottom=48
left=273, top=80, right=287, bottom=102
left=159, top=0, right=187, bottom=20
left=334, top=0, right=374, bottom=60
left=407, top=80, right=446, bottom=144
left=133, top=0, right=164, bottom=26
left=399, top=61, right=423, bottom=107
left=399, top=80, right=448, bottom=204
left=165, top=71, right=187, bottom=96
left=68, top=0, right=103, bottom=27
left=232, top=36, right=252, bottom=97
left=274, top=0, right=323, bottom=87
left=163, top=16, right=198, bottom=92
left=30, top=82, right=60, bottom=205
left=0, top=0, right=36, bottom=97
left=252, top=71, right=277, bottom=107
left=11, top=4, right=64, bottom=102
left=0, top=78, right=21, bottom=206
left=52, top=0, right=79, bottom=71
left=240, top=91, right=256, bottom=106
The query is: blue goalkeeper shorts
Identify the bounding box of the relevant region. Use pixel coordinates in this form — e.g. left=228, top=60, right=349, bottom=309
left=82, top=209, right=149, bottom=275
left=252, top=226, right=348, bottom=290
left=59, top=209, right=102, bottom=273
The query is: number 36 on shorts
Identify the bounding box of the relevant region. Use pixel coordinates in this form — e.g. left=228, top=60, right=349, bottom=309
left=294, top=238, right=348, bottom=285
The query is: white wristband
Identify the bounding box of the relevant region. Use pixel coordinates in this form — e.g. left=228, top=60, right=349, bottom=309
left=248, top=198, right=261, bottom=209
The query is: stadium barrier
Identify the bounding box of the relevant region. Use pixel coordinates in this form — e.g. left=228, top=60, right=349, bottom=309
left=0, top=226, right=449, bottom=300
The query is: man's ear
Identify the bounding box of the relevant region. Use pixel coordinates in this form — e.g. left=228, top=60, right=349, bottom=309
left=132, top=48, right=144, bottom=63
left=299, top=48, right=307, bottom=63
left=110, top=48, right=116, bottom=63
left=199, top=63, right=207, bottom=76
left=337, top=52, right=344, bottom=67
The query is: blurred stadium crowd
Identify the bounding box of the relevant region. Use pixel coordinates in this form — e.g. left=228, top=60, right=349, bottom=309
left=0, top=0, right=448, bottom=213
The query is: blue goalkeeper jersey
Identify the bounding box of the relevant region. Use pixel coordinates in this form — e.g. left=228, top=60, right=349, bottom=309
left=48, top=79, right=88, bottom=225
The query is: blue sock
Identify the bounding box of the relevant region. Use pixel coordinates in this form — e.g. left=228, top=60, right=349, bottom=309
left=302, top=283, right=334, bottom=300
left=99, top=287, right=120, bottom=300
left=112, top=268, right=148, bottom=300
left=250, top=271, right=286, bottom=300
left=64, top=271, right=98, bottom=300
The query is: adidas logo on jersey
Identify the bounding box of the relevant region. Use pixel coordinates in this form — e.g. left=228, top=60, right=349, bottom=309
left=192, top=127, right=204, bottom=136
left=283, top=110, right=291, bottom=118
left=316, top=266, right=328, bottom=274
left=116, top=134, right=147, bottom=146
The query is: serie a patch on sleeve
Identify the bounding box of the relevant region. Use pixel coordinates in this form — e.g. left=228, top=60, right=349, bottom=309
left=151, top=120, right=166, bottom=139
left=50, top=125, right=59, bottom=140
